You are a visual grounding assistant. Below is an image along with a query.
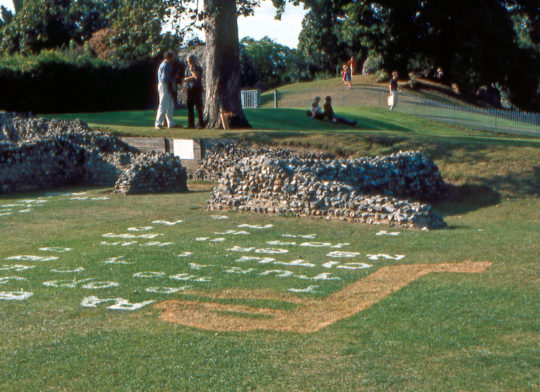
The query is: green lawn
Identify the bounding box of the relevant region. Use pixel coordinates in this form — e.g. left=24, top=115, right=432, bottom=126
left=1, top=186, right=538, bottom=391
left=2, top=106, right=538, bottom=391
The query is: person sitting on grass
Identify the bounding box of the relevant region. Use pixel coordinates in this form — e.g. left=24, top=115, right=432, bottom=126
left=308, top=96, right=325, bottom=120
left=323, top=96, right=356, bottom=126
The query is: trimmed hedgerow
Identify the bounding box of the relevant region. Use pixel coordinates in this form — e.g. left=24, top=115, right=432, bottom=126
left=0, top=51, right=160, bottom=113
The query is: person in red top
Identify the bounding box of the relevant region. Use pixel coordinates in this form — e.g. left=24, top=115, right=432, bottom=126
left=349, top=57, right=355, bottom=78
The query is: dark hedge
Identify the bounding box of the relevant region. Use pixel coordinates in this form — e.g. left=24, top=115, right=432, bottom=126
left=0, top=53, right=160, bottom=113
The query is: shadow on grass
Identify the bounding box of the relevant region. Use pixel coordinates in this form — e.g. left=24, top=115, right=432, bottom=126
left=437, top=165, right=540, bottom=216
left=244, top=108, right=412, bottom=132
left=436, top=184, right=501, bottom=216
left=260, top=93, right=274, bottom=107
left=402, top=137, right=540, bottom=162
left=222, top=130, right=312, bottom=144
left=479, top=165, right=540, bottom=196
left=44, top=109, right=189, bottom=128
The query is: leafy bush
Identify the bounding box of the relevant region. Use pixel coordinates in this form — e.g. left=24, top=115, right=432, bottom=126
left=362, top=54, right=383, bottom=76
left=375, top=70, right=390, bottom=83
left=0, top=50, right=160, bottom=113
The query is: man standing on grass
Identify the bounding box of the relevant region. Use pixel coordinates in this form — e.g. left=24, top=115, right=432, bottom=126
left=155, top=51, right=177, bottom=129
left=388, top=71, right=400, bottom=111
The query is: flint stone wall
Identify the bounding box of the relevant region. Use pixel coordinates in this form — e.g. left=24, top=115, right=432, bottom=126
left=0, top=112, right=136, bottom=193
left=114, top=152, right=188, bottom=194
left=2, top=112, right=132, bottom=151
left=195, top=144, right=335, bottom=182
left=207, top=149, right=448, bottom=229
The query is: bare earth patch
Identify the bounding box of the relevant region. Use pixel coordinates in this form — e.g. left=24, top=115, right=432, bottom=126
left=155, top=261, right=492, bottom=333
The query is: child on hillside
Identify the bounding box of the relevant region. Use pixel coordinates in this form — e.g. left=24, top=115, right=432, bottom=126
left=342, top=64, right=352, bottom=89
left=310, top=96, right=325, bottom=120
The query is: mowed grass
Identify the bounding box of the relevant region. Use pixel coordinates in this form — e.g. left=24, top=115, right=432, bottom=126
left=3, top=102, right=538, bottom=391
left=0, top=186, right=538, bottom=391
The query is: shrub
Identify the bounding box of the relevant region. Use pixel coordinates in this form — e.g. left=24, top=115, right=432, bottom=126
left=87, top=28, right=116, bottom=60
left=362, top=54, right=383, bottom=76
left=375, top=70, right=390, bottom=83
left=0, top=50, right=160, bottom=113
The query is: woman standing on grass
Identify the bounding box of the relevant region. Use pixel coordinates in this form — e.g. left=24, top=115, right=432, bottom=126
left=184, top=55, right=205, bottom=128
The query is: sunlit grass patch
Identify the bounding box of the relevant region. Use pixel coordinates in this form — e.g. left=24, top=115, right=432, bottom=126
left=0, top=181, right=538, bottom=390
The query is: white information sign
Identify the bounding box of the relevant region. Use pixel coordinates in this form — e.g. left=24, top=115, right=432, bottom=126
left=173, top=139, right=195, bottom=160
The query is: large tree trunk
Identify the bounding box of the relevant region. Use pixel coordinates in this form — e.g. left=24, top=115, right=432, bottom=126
left=203, top=0, right=250, bottom=129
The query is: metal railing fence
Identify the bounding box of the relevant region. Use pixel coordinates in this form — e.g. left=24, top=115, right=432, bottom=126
left=271, top=86, right=540, bottom=138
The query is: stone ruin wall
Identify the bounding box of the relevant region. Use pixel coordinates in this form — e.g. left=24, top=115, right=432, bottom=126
left=0, top=139, right=117, bottom=193
left=199, top=145, right=448, bottom=229
left=195, top=144, right=335, bottom=182
left=0, top=112, right=187, bottom=194
left=1, top=112, right=449, bottom=228
left=114, top=152, right=187, bottom=194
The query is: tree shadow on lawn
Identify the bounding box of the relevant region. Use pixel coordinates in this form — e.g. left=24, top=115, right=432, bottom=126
left=477, top=165, right=540, bottom=197
left=47, top=110, right=188, bottom=128
left=403, top=135, right=540, bottom=162
left=244, top=108, right=412, bottom=132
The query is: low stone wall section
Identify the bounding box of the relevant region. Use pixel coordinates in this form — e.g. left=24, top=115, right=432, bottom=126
left=1, top=112, right=191, bottom=195
left=2, top=112, right=133, bottom=152
left=198, top=145, right=446, bottom=202
left=1, top=112, right=136, bottom=193
left=114, top=152, right=188, bottom=194
left=207, top=150, right=448, bottom=229
left=195, top=144, right=335, bottom=182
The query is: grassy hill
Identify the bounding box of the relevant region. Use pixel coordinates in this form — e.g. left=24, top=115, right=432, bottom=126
left=261, top=75, right=481, bottom=108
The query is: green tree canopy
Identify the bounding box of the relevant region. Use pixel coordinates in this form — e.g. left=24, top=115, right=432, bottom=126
left=0, top=0, right=117, bottom=54
left=240, top=36, right=309, bottom=88
left=287, top=0, right=539, bottom=110
left=0, top=0, right=182, bottom=61
left=106, top=0, right=181, bottom=62
left=13, top=0, right=25, bottom=13
left=0, top=6, right=14, bottom=28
